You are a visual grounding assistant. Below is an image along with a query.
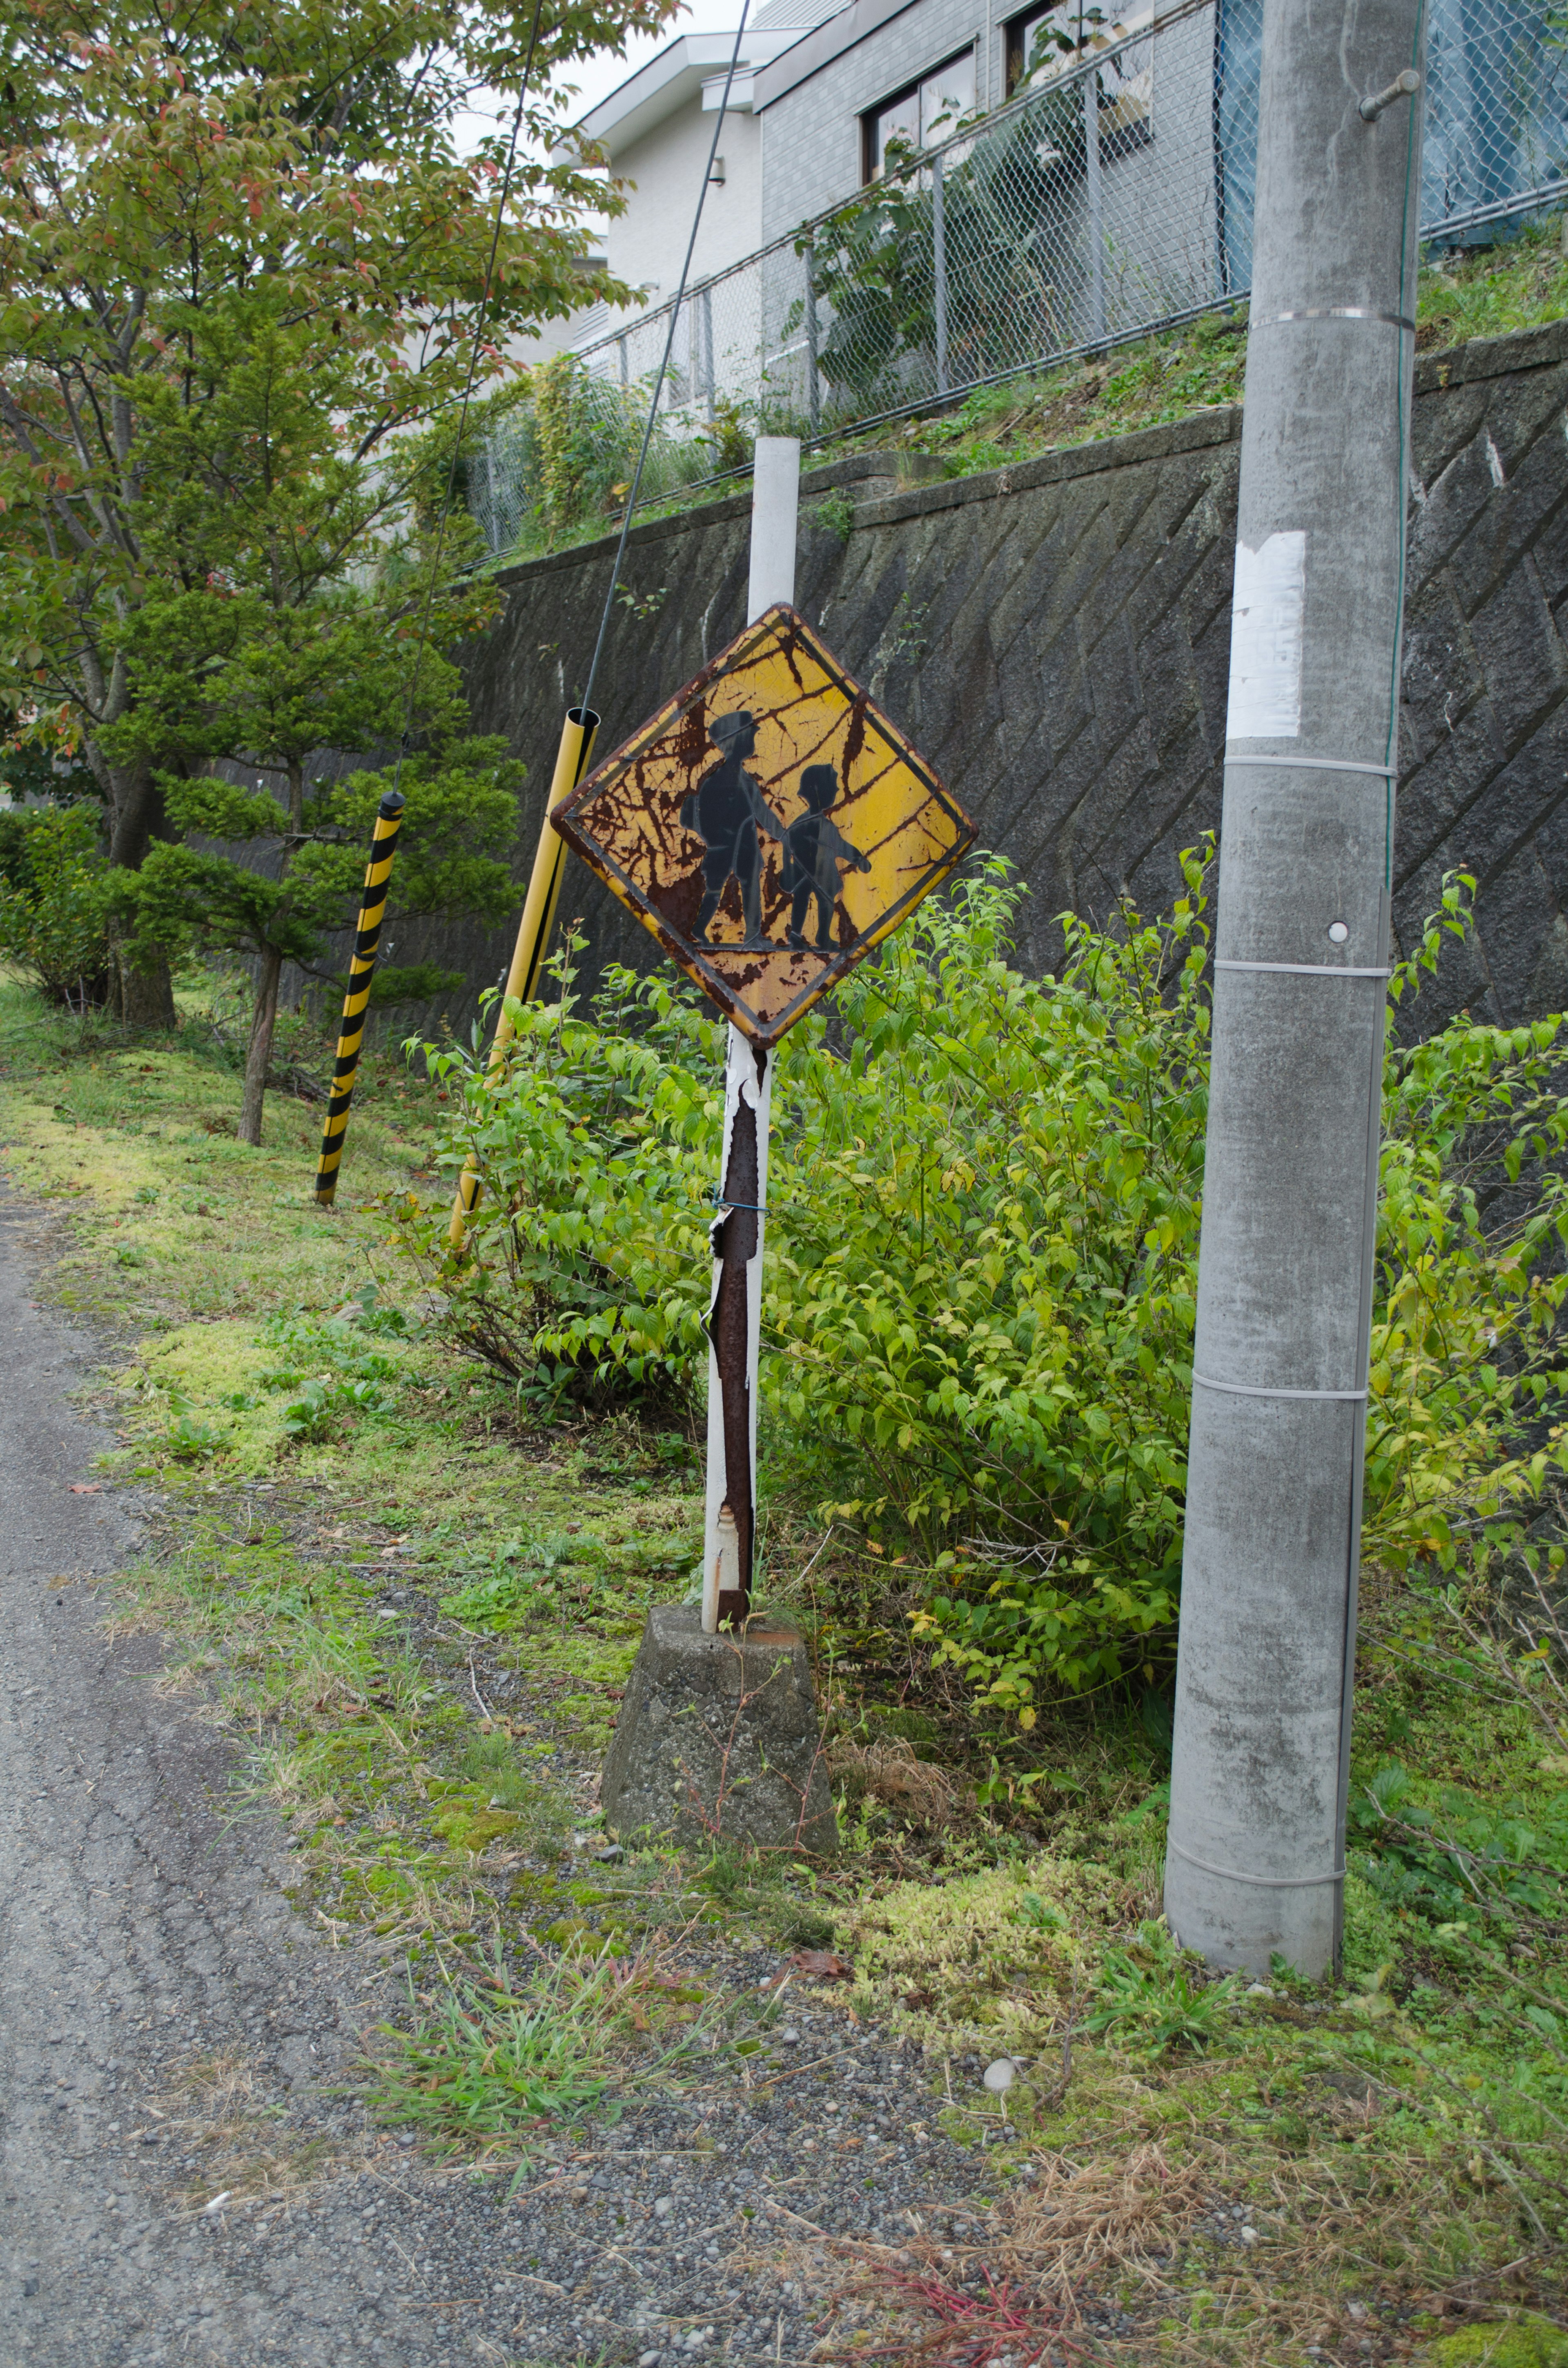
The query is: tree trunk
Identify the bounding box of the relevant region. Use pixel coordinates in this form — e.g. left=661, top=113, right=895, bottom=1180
left=94, top=749, right=177, bottom=1028
left=238, top=946, right=284, bottom=1146
left=108, top=932, right=177, bottom=1030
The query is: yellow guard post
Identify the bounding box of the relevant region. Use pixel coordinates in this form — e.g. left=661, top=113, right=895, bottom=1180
left=314, top=789, right=405, bottom=1207
left=447, top=706, right=599, bottom=1250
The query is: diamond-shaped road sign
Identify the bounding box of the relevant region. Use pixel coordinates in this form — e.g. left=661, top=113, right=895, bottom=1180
left=552, top=604, right=976, bottom=1046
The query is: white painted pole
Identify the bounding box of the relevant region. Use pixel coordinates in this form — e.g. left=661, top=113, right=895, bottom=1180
left=701, top=436, right=800, bottom=1634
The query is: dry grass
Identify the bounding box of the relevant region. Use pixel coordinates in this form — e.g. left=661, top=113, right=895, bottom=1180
left=993, top=2141, right=1209, bottom=2306
left=149, top=2050, right=358, bottom=2211
left=829, top=1735, right=959, bottom=1826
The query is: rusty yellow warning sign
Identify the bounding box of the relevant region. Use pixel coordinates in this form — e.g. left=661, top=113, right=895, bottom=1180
left=552, top=604, right=976, bottom=1045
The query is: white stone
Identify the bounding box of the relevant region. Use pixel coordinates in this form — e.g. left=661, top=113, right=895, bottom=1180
left=982, top=2058, right=1018, bottom=2094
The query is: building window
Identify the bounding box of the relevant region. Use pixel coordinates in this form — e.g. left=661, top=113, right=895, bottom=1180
left=1004, top=2, right=1153, bottom=145
left=862, top=48, right=976, bottom=179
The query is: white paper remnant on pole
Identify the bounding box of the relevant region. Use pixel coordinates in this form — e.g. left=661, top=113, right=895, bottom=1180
left=1225, top=532, right=1306, bottom=741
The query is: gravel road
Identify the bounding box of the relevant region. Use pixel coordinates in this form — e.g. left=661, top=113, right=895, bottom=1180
left=0, top=1198, right=1007, bottom=2368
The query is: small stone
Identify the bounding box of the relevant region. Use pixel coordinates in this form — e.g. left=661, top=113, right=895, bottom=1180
left=1245, top=1982, right=1273, bottom=1997
left=639, top=2355, right=661, bottom=2367
left=654, top=2196, right=673, bottom=2218
left=22, top=2278, right=39, bottom=2298
left=982, top=2058, right=1018, bottom=2095
left=780, top=2027, right=799, bottom=2044
left=1240, top=2226, right=1258, bottom=2245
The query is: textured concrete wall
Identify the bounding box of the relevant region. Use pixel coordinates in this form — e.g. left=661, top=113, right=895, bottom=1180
left=390, top=315, right=1568, bottom=1046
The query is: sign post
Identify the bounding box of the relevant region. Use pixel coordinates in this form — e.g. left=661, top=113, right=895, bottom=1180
left=704, top=439, right=797, bottom=1632
left=555, top=444, right=973, bottom=1849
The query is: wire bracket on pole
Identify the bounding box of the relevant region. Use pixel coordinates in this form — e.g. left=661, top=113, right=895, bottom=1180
left=1192, top=1372, right=1369, bottom=1400
left=1167, top=1836, right=1346, bottom=1889
left=1360, top=67, right=1421, bottom=122
left=1213, top=959, right=1392, bottom=978
left=1223, top=752, right=1396, bottom=777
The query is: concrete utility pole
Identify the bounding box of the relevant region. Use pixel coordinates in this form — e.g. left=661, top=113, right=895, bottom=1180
left=1164, top=0, right=1426, bottom=1977
left=701, top=435, right=800, bottom=1633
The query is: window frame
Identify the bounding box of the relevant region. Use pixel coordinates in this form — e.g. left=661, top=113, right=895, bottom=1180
left=860, top=45, right=977, bottom=182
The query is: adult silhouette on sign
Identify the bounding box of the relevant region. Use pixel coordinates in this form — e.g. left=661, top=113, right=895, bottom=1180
left=681, top=709, right=787, bottom=943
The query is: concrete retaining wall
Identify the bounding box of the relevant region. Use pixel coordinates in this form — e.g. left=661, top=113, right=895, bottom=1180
left=388, top=314, right=1568, bottom=1043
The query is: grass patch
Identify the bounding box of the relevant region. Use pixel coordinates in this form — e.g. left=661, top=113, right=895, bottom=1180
left=3, top=940, right=1568, bottom=2349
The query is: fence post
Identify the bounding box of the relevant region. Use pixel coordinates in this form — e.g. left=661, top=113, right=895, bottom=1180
left=804, top=236, right=822, bottom=436
left=1083, top=60, right=1107, bottom=341
left=702, top=284, right=716, bottom=420
left=618, top=332, right=629, bottom=388
left=933, top=151, right=950, bottom=395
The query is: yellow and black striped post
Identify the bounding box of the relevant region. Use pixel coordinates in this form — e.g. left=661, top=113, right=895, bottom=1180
left=448, top=706, right=599, bottom=1251
left=314, top=789, right=406, bottom=1207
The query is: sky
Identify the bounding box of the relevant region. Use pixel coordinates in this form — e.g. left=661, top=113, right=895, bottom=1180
left=451, top=0, right=744, bottom=153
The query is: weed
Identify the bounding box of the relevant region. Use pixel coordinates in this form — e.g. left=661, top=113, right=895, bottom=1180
left=1084, top=1920, right=1237, bottom=2058
left=167, top=1413, right=223, bottom=1462
left=813, top=490, right=855, bottom=542
left=364, top=1949, right=621, bottom=2160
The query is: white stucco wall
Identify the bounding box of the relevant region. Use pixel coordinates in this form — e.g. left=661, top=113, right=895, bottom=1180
left=605, top=101, right=766, bottom=302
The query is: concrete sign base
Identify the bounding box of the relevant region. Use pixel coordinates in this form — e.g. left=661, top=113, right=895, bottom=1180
left=601, top=1605, right=837, bottom=1855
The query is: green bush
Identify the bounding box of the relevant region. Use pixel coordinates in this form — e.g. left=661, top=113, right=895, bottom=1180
left=0, top=802, right=112, bottom=1005
left=403, top=854, right=1568, bottom=1721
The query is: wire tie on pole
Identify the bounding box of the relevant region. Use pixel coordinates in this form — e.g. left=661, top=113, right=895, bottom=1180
left=1192, top=1372, right=1369, bottom=1400
left=714, top=1195, right=768, bottom=1215
left=1213, top=959, right=1392, bottom=978
left=1223, top=753, right=1396, bottom=776
left=1167, top=1835, right=1346, bottom=1889
left=1268, top=305, right=1415, bottom=330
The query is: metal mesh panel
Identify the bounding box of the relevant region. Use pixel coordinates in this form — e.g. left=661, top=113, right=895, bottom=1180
left=472, top=0, right=1568, bottom=555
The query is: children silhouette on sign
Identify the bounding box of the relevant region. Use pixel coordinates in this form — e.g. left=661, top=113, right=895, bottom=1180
left=681, top=709, right=786, bottom=943
left=782, top=763, right=871, bottom=949
left=681, top=714, right=870, bottom=951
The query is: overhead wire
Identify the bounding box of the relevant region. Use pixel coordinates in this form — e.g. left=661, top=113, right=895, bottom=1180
left=579, top=0, right=753, bottom=724
left=388, top=0, right=549, bottom=792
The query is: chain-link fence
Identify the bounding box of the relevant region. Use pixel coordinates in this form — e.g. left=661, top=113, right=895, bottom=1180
left=470, top=0, right=1568, bottom=559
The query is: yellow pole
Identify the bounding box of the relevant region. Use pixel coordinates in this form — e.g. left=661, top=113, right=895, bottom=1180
left=314, top=789, right=405, bottom=1207
left=447, top=705, right=599, bottom=1249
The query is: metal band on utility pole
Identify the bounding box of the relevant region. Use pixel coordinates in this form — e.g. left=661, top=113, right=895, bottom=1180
left=1165, top=0, right=1427, bottom=1980
left=1224, top=754, right=1396, bottom=776
left=314, top=790, right=405, bottom=1207
left=1167, top=1837, right=1348, bottom=1889
left=1213, top=959, right=1392, bottom=978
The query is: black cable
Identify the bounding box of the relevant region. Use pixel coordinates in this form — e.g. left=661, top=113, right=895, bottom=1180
left=390, top=0, right=549, bottom=792
left=579, top=0, right=753, bottom=725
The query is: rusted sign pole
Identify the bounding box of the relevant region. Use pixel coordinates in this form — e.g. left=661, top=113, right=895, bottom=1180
left=700, top=437, right=800, bottom=1633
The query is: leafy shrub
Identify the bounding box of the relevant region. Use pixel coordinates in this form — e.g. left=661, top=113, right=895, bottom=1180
left=0, top=803, right=112, bottom=1005
left=403, top=855, right=1568, bottom=1721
